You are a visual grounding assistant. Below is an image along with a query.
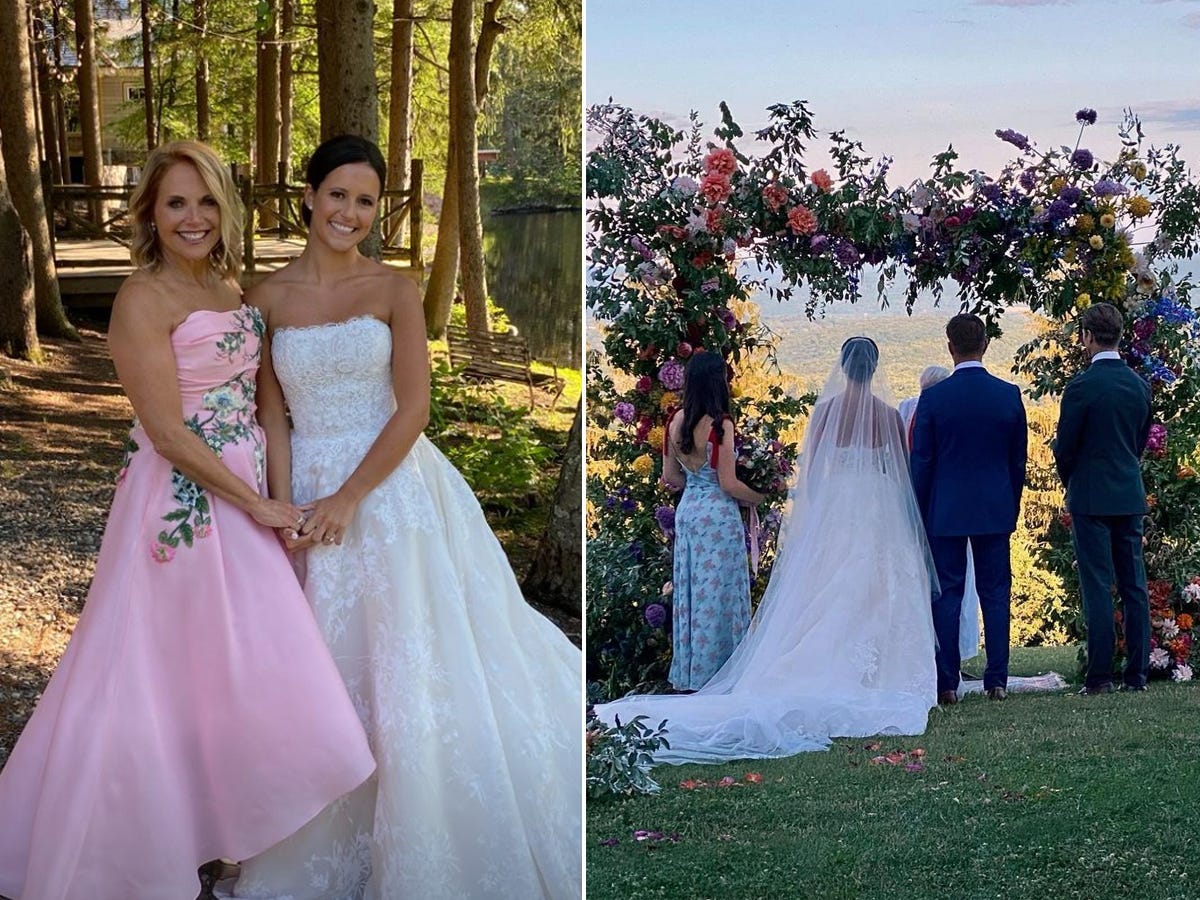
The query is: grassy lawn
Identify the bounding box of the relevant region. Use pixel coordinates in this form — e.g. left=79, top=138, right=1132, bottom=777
left=587, top=645, right=1200, bottom=900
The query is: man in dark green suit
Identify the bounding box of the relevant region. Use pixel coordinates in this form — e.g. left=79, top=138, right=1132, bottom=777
left=1054, top=302, right=1153, bottom=694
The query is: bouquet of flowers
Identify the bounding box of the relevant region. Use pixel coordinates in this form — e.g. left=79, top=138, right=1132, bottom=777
left=733, top=417, right=793, bottom=498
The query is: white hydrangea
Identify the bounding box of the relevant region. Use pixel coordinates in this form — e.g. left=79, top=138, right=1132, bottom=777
left=1150, top=647, right=1171, bottom=669
left=1172, top=664, right=1193, bottom=682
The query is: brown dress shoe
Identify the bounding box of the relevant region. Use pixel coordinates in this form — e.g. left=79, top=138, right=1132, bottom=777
left=938, top=689, right=958, bottom=706
left=986, top=687, right=1007, bottom=701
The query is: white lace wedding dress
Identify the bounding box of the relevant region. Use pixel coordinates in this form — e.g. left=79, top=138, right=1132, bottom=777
left=232, top=316, right=582, bottom=899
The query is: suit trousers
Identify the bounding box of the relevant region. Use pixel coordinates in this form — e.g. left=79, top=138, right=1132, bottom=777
left=1071, top=513, right=1151, bottom=688
left=929, top=533, right=1011, bottom=693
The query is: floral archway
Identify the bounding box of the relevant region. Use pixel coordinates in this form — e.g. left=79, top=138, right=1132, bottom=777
left=586, top=100, right=1200, bottom=700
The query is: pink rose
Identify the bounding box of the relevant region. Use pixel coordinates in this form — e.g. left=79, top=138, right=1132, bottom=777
left=787, top=204, right=818, bottom=236
left=700, top=173, right=732, bottom=204
left=677, top=342, right=694, bottom=358
left=762, top=182, right=789, bottom=212
left=151, top=542, right=176, bottom=564
left=705, top=205, right=726, bottom=234
left=810, top=169, right=833, bottom=192
left=703, top=148, right=737, bottom=177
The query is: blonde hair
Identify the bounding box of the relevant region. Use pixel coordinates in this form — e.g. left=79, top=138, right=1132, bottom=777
left=129, top=140, right=243, bottom=280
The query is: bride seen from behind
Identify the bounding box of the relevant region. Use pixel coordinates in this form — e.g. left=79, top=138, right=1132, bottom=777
left=231, top=135, right=582, bottom=899
left=594, top=337, right=938, bottom=764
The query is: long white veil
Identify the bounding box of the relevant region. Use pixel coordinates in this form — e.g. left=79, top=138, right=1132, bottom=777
left=594, top=338, right=939, bottom=763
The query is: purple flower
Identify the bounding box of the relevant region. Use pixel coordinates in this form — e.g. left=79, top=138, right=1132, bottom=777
left=1070, top=148, right=1094, bottom=170
left=1132, top=318, right=1156, bottom=341
left=1046, top=199, right=1073, bottom=222
left=1076, top=108, right=1098, bottom=126
left=1147, top=423, right=1168, bottom=452
left=1058, top=185, right=1083, bottom=206
left=635, top=375, right=653, bottom=393
left=657, top=359, right=685, bottom=391
left=701, top=278, right=720, bottom=293
left=630, top=236, right=653, bottom=260
left=719, top=308, right=738, bottom=330
left=644, top=603, right=667, bottom=629
left=614, top=401, right=635, bottom=424
left=1019, top=168, right=1037, bottom=191
left=995, top=128, right=1030, bottom=151
left=1093, top=179, right=1128, bottom=198
left=810, top=233, right=830, bottom=253
left=833, top=239, right=861, bottom=267
left=654, top=504, right=676, bottom=536
left=980, top=182, right=1004, bottom=204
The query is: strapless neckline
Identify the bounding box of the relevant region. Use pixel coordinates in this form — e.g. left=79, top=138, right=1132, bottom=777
left=272, top=314, right=388, bottom=336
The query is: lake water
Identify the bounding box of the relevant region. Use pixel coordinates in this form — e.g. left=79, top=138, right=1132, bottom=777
left=484, top=210, right=582, bottom=369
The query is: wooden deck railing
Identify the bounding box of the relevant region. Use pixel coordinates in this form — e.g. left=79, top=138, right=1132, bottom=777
left=47, top=159, right=424, bottom=274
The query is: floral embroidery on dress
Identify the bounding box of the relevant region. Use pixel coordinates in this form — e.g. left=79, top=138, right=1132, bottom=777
left=115, top=432, right=139, bottom=486
left=151, top=309, right=264, bottom=562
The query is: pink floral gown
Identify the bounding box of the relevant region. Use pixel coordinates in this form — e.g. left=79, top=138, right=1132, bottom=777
left=0, top=306, right=375, bottom=900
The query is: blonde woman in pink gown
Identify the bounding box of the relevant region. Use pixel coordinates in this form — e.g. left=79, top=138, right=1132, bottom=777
left=0, top=141, right=375, bottom=900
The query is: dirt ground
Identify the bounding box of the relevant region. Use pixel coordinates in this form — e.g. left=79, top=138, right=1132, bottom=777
left=0, top=316, right=579, bottom=766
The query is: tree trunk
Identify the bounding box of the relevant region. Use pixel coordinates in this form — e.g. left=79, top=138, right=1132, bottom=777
left=50, top=0, right=69, bottom=180
left=422, top=127, right=459, bottom=336
left=475, top=0, right=505, bottom=105
left=0, top=0, right=74, bottom=338
left=140, top=0, right=156, bottom=151
left=194, top=0, right=209, bottom=140
left=0, top=138, right=40, bottom=362
left=279, top=0, right=294, bottom=176
left=31, top=9, right=62, bottom=185
left=386, top=0, right=413, bottom=243
left=450, top=0, right=488, bottom=334
left=423, top=0, right=505, bottom=336
left=255, top=0, right=280, bottom=228
left=315, top=0, right=379, bottom=257
left=74, top=0, right=103, bottom=218
left=522, top=401, right=581, bottom=612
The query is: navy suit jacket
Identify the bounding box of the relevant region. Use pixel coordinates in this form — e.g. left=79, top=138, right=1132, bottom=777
left=910, top=366, right=1028, bottom=537
left=1053, top=358, right=1152, bottom=516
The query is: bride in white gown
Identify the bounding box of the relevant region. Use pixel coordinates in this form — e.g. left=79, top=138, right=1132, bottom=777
left=594, top=338, right=938, bottom=763
left=231, top=136, right=581, bottom=898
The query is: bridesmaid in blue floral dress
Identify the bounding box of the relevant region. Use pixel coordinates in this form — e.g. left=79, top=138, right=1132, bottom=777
left=663, top=351, right=765, bottom=690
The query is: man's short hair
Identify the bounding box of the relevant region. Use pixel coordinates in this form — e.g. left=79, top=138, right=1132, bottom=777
left=946, top=314, right=987, bottom=356
left=1080, top=302, right=1123, bottom=348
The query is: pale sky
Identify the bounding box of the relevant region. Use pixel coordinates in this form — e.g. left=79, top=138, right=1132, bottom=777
left=585, top=0, right=1200, bottom=185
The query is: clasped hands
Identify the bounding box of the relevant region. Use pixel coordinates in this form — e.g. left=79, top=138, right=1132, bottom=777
left=271, top=491, right=360, bottom=552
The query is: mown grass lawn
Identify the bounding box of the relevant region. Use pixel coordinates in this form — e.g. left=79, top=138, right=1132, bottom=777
left=587, top=645, right=1200, bottom=900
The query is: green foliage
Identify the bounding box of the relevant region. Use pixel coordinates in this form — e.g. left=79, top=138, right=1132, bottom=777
left=427, top=358, right=552, bottom=510
left=586, top=713, right=671, bottom=800
left=480, top=0, right=581, bottom=203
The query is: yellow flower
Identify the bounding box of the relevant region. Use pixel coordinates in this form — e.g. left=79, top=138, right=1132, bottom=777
left=1178, top=464, right=1196, bottom=479
left=1131, top=161, right=1148, bottom=181
left=1075, top=213, right=1095, bottom=235
left=659, top=391, right=679, bottom=412
left=1050, top=176, right=1067, bottom=193
left=730, top=384, right=743, bottom=398
left=647, top=426, right=665, bottom=450
left=1075, top=292, right=1092, bottom=310
left=1128, top=195, right=1152, bottom=218
left=1089, top=235, right=1104, bottom=250
left=1100, top=213, right=1116, bottom=229
left=632, top=453, right=655, bottom=476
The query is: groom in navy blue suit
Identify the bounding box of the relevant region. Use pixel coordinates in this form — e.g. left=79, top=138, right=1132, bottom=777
left=911, top=314, right=1028, bottom=704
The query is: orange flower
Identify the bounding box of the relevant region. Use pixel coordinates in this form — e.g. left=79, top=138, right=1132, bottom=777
left=762, top=182, right=789, bottom=211
left=787, top=204, right=818, bottom=236
left=1177, top=613, right=1194, bottom=631
left=810, top=168, right=834, bottom=192
left=1178, top=464, right=1196, bottom=479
